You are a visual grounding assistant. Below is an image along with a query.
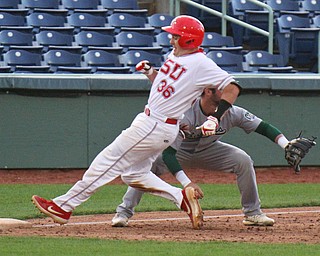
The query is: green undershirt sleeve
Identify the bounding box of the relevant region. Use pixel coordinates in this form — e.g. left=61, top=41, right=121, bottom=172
left=162, top=146, right=182, bottom=175
left=255, top=120, right=283, bottom=142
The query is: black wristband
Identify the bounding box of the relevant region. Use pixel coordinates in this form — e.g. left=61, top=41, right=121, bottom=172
left=212, top=99, right=232, bottom=121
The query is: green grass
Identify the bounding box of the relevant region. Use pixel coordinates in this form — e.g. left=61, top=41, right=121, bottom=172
left=1, top=236, right=320, bottom=256
left=0, top=183, right=319, bottom=219
left=0, top=183, right=319, bottom=256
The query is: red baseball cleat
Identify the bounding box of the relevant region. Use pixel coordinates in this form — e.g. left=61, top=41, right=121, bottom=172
left=181, top=187, right=204, bottom=229
left=32, top=195, right=72, bottom=224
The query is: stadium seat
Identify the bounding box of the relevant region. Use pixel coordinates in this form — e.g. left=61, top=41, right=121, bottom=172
left=26, top=10, right=67, bottom=32
left=115, top=31, right=155, bottom=52
left=0, top=9, right=28, bottom=26
left=67, top=11, right=107, bottom=31
left=0, top=29, right=33, bottom=52
left=229, top=0, right=268, bottom=47
left=100, top=0, right=139, bottom=10
left=243, top=50, right=295, bottom=73
left=0, top=0, right=20, bottom=9
left=35, top=30, right=74, bottom=51
left=61, top=0, right=100, bottom=10
left=120, top=50, right=162, bottom=72
left=107, top=13, right=146, bottom=34
left=74, top=31, right=114, bottom=52
left=3, top=49, right=42, bottom=68
left=266, top=0, right=308, bottom=18
left=206, top=50, right=244, bottom=73
left=276, top=14, right=320, bottom=70
left=13, top=65, right=51, bottom=73
left=0, top=66, right=12, bottom=73
left=93, top=66, right=131, bottom=74
left=201, top=32, right=243, bottom=53
left=147, top=13, right=174, bottom=34
left=82, top=49, right=121, bottom=72
left=155, top=31, right=172, bottom=53
left=43, top=49, right=82, bottom=72
left=54, top=66, right=92, bottom=74
left=21, top=0, right=60, bottom=9
left=301, top=0, right=320, bottom=18
left=111, top=9, right=148, bottom=18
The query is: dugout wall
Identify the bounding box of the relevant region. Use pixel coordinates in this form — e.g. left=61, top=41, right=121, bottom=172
left=0, top=74, right=319, bottom=168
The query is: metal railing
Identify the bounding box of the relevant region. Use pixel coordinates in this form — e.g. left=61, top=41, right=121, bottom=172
left=169, top=0, right=274, bottom=53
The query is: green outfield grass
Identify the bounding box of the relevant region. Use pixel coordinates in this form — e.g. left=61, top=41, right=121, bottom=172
left=0, top=183, right=319, bottom=255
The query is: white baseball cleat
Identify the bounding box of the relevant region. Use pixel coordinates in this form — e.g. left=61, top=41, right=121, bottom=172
left=243, top=213, right=275, bottom=226
left=111, top=213, right=129, bottom=227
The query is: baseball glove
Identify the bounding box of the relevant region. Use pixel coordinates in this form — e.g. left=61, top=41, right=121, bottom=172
left=285, top=133, right=317, bottom=174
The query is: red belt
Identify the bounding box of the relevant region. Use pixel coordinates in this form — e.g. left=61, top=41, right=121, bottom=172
left=144, top=108, right=178, bottom=125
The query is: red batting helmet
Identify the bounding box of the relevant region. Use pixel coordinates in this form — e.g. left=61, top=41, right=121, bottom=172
left=162, top=15, right=205, bottom=49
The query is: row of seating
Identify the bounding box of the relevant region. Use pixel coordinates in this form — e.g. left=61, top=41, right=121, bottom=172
left=0, top=28, right=173, bottom=54
left=0, top=0, right=140, bottom=11
left=0, top=9, right=174, bottom=34
left=0, top=47, right=295, bottom=74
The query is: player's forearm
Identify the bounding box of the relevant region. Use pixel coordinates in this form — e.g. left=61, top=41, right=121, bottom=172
left=162, top=146, right=191, bottom=186
left=255, top=121, right=289, bottom=149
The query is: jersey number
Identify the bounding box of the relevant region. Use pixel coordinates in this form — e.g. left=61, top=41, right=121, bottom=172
left=158, top=60, right=186, bottom=99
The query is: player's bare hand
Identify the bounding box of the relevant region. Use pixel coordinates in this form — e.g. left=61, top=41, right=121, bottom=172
left=196, top=116, right=219, bottom=136
left=135, top=60, right=153, bottom=76
left=186, top=182, right=204, bottom=199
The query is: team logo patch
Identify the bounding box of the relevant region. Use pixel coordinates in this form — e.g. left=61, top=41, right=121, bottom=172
left=244, top=111, right=255, bottom=121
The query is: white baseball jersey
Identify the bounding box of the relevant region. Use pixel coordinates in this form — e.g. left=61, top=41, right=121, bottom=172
left=147, top=50, right=235, bottom=120
left=171, top=98, right=263, bottom=153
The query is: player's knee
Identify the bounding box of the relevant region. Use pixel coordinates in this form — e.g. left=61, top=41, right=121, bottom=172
left=233, top=150, right=253, bottom=170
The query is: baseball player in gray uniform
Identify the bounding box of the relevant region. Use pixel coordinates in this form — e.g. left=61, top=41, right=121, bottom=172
left=31, top=15, right=241, bottom=230
left=111, top=86, right=291, bottom=227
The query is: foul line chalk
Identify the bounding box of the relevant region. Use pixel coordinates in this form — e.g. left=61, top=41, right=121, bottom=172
left=32, top=209, right=320, bottom=228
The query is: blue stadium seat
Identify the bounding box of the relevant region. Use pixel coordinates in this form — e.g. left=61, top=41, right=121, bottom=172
left=229, top=0, right=268, bottom=48
left=186, top=0, right=222, bottom=30
left=0, top=66, right=12, bottom=73
left=0, top=0, right=20, bottom=9
left=74, top=31, right=114, bottom=52
left=0, top=9, right=28, bottom=26
left=155, top=31, right=172, bottom=53
left=14, top=65, right=51, bottom=73
left=301, top=0, right=320, bottom=18
left=147, top=13, right=174, bottom=34
left=100, top=0, right=139, bottom=10
left=201, top=32, right=243, bottom=53
left=0, top=29, right=33, bottom=51
left=108, top=13, right=146, bottom=34
left=26, top=10, right=67, bottom=32
left=35, top=30, right=74, bottom=51
left=21, top=0, right=60, bottom=9
left=54, top=66, right=92, bottom=74
left=276, top=14, right=320, bottom=70
left=43, top=49, right=82, bottom=72
left=67, top=11, right=107, bottom=31
left=3, top=49, right=42, bottom=67
left=82, top=49, right=121, bottom=72
left=115, top=31, right=154, bottom=52
left=61, top=0, right=100, bottom=10
left=93, top=66, right=131, bottom=74
left=206, top=50, right=244, bottom=73
left=243, top=50, right=295, bottom=73
left=266, top=0, right=308, bottom=18
left=120, top=50, right=162, bottom=72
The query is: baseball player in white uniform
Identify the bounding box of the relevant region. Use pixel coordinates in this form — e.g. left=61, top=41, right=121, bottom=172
left=111, top=87, right=291, bottom=227
left=32, top=15, right=240, bottom=229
